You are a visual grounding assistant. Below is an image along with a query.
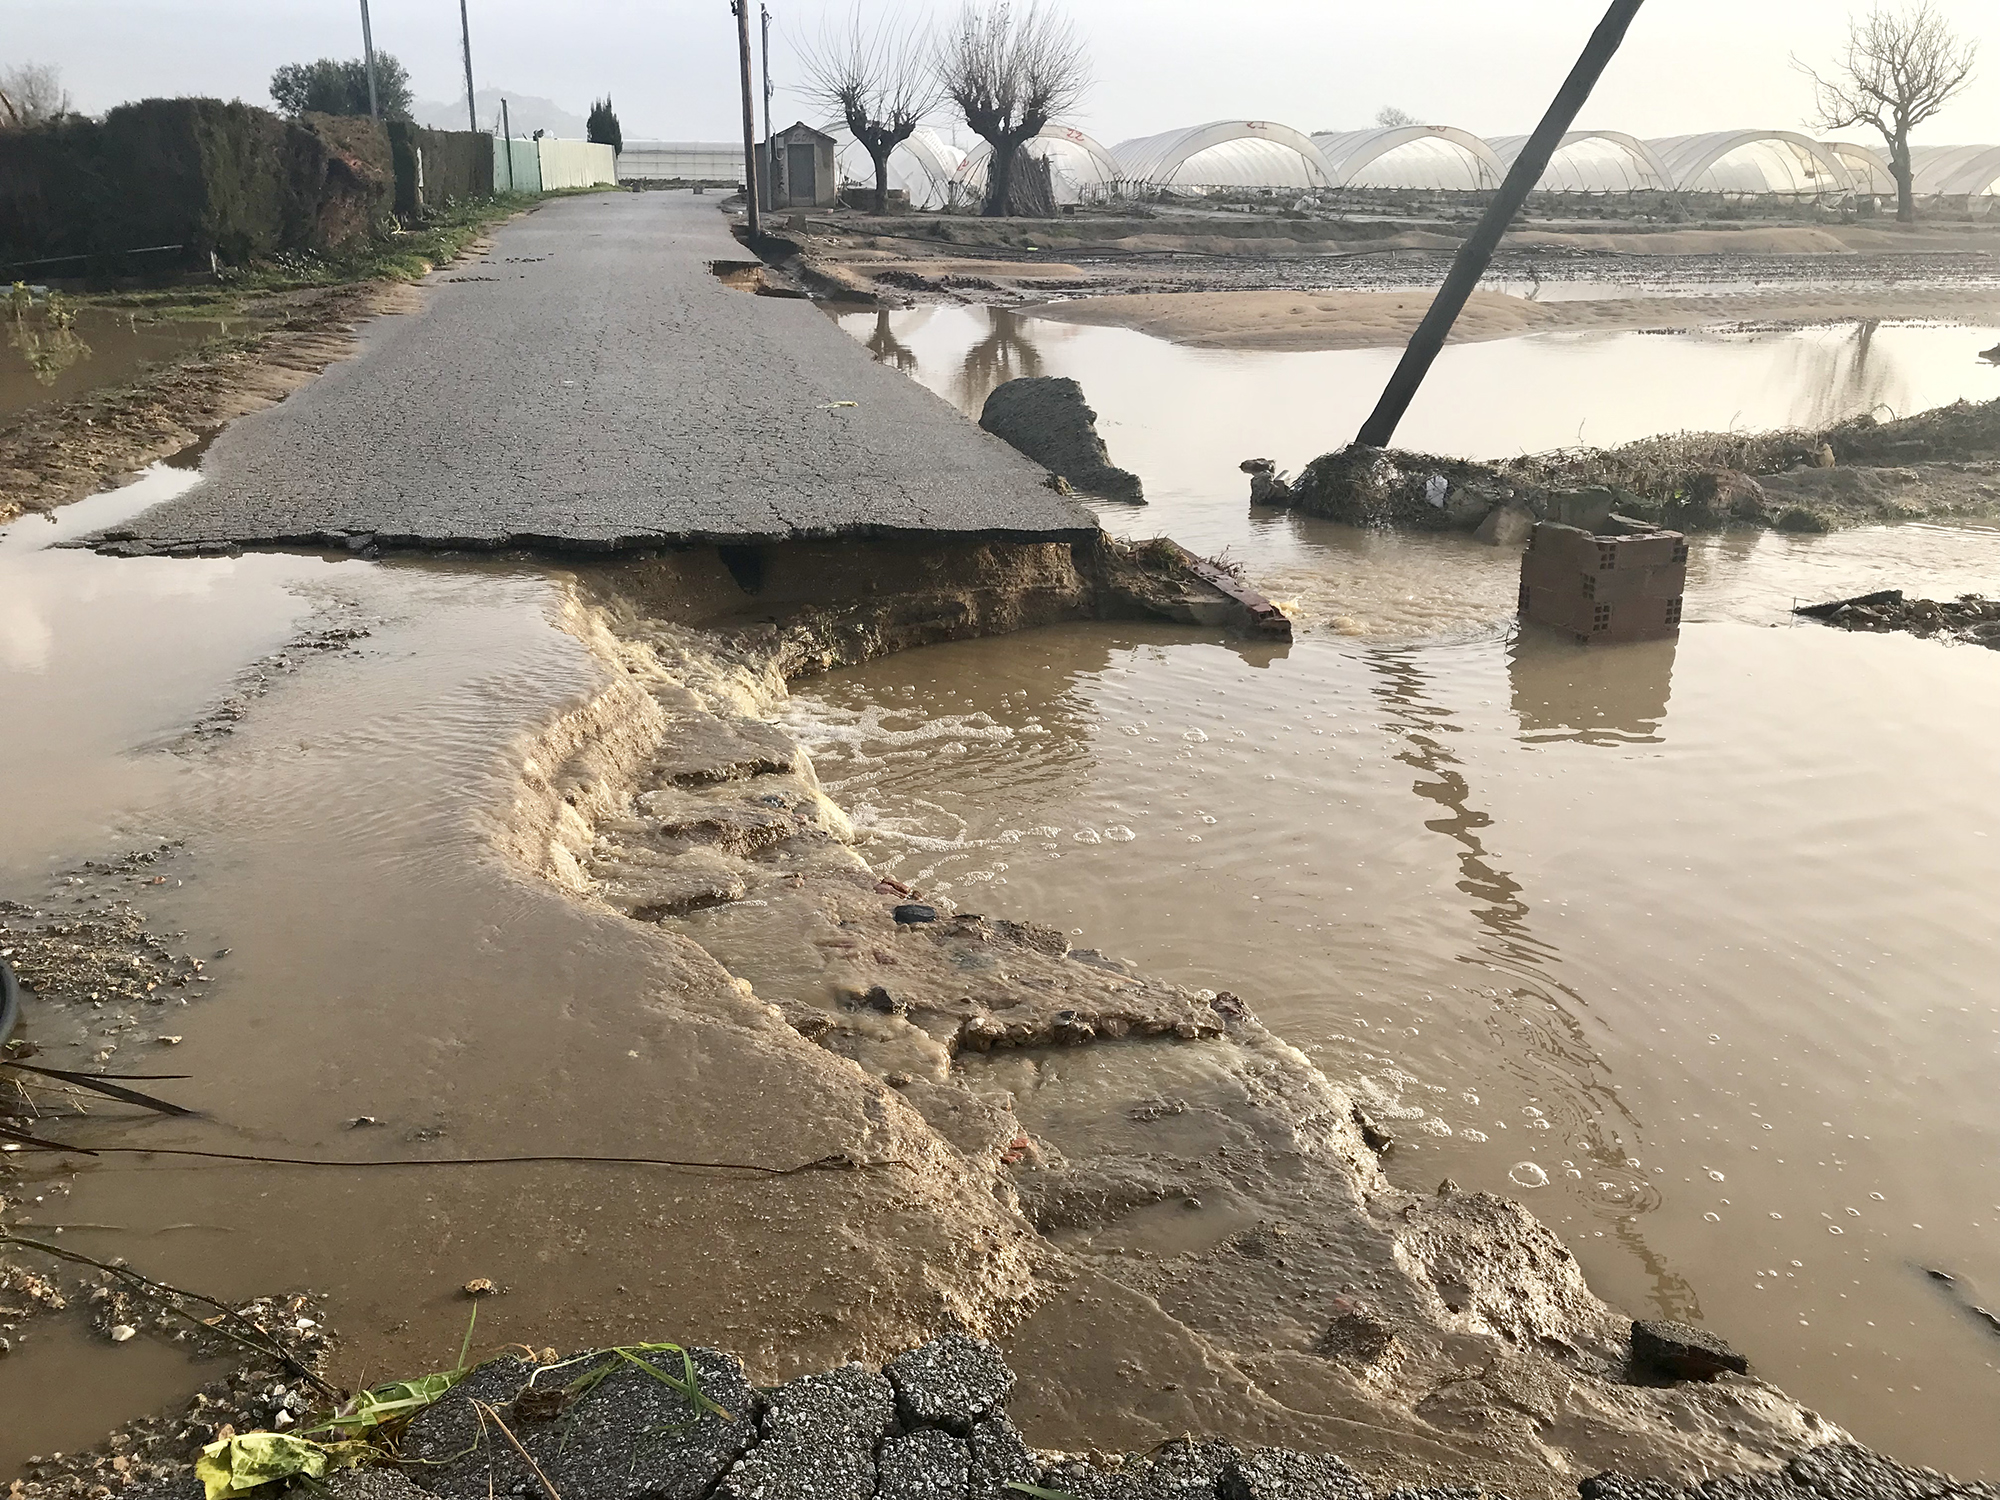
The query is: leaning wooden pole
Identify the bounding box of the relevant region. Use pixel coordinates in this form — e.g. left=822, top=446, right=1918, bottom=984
left=1354, top=0, right=1645, bottom=450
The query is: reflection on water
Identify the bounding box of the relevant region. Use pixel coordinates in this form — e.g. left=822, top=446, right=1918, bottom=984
left=1510, top=630, right=1676, bottom=745
left=837, top=304, right=2000, bottom=475
left=7, top=315, right=92, bottom=385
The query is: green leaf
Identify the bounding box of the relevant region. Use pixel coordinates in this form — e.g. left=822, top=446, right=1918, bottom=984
left=195, top=1434, right=371, bottom=1499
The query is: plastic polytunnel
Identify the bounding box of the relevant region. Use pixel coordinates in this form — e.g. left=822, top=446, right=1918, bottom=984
left=1112, top=121, right=1331, bottom=192
left=1648, top=132, right=1852, bottom=194
left=1488, top=131, right=1670, bottom=192
left=1912, top=144, right=2000, bottom=198
left=828, top=126, right=963, bottom=210
left=1311, top=127, right=1503, bottom=191
left=953, top=125, right=1122, bottom=207
left=1823, top=142, right=1895, bottom=196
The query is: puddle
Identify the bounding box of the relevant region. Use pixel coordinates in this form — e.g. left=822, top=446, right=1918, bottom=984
left=0, top=1321, right=211, bottom=1475
left=2, top=309, right=245, bottom=418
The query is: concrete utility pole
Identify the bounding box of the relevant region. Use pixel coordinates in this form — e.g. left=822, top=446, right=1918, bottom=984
left=760, top=5, right=774, bottom=148
left=733, top=0, right=763, bottom=237
left=501, top=97, right=515, bottom=193
left=358, top=0, right=381, bottom=119
left=1354, top=0, right=1646, bottom=450
left=460, top=0, right=479, bottom=133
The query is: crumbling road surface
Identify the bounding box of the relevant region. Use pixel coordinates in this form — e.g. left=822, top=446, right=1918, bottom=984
left=95, top=193, right=1094, bottom=554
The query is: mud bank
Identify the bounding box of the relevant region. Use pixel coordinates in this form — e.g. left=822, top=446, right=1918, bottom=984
left=1271, top=395, right=2000, bottom=537
left=462, top=552, right=1868, bottom=1498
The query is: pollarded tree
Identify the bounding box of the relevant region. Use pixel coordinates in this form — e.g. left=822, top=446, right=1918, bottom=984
left=1797, top=4, right=1977, bottom=223
left=798, top=8, right=938, bottom=215
left=936, top=1, right=1089, bottom=217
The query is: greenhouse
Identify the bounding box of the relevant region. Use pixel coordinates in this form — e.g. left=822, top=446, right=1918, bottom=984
left=1488, top=130, right=1671, bottom=192
left=1111, top=121, right=1332, bottom=192
left=1311, top=127, right=1504, bottom=191
left=1823, top=141, right=1895, bottom=196
left=953, top=125, right=1122, bottom=206
left=1647, top=132, right=1852, bottom=195
left=1911, top=144, right=2000, bottom=198
left=828, top=126, right=962, bottom=211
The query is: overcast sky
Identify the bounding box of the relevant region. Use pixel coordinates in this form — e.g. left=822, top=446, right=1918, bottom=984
left=12, top=0, right=1999, bottom=149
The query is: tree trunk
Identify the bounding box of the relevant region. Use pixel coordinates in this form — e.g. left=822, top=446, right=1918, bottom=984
left=1892, top=131, right=1915, bottom=224
left=983, top=138, right=1017, bottom=217
left=871, top=149, right=892, bottom=215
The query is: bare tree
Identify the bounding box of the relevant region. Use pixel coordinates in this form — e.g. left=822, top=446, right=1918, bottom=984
left=0, top=62, right=73, bottom=129
left=1375, top=105, right=1417, bottom=127
left=797, top=8, right=939, bottom=215
left=936, top=1, right=1089, bottom=217
left=1797, top=4, right=1977, bottom=223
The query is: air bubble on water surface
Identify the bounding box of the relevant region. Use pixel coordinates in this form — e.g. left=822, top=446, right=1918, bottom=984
left=1509, top=1162, right=1550, bottom=1189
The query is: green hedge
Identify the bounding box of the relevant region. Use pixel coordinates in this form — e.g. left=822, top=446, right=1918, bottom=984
left=0, top=99, right=396, bottom=272
left=388, top=122, right=494, bottom=216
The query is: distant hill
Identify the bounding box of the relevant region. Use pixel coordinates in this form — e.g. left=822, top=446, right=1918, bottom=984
left=412, top=89, right=586, bottom=138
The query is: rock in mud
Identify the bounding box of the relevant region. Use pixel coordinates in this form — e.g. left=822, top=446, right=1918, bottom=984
left=980, top=376, right=1145, bottom=503
left=716, top=1362, right=897, bottom=1500
left=400, top=1350, right=758, bottom=1500
left=1473, top=500, right=1536, bottom=548
left=1630, top=1318, right=1749, bottom=1380
left=967, top=1414, right=1040, bottom=1499
left=886, top=1331, right=1017, bottom=1432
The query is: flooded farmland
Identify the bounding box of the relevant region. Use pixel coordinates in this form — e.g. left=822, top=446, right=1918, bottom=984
left=771, top=306, right=2000, bottom=1472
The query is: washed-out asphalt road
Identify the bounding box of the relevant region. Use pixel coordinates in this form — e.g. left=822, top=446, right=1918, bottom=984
left=102, top=191, right=1095, bottom=551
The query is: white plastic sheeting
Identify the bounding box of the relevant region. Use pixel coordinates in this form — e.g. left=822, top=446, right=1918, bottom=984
left=1649, top=132, right=1850, bottom=195
left=1824, top=141, right=1895, bottom=196
left=1112, top=121, right=1331, bottom=191
left=1912, top=144, right=2000, bottom=197
left=954, top=125, right=1122, bottom=206
left=537, top=139, right=616, bottom=191
left=1311, top=127, right=1503, bottom=190
left=828, top=126, right=962, bottom=209
left=1488, top=131, right=1670, bottom=192
left=616, top=141, right=745, bottom=183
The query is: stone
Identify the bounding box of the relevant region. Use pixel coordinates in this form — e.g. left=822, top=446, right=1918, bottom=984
left=967, top=1414, right=1039, bottom=1500
left=980, top=376, right=1145, bottom=503
left=1473, top=500, right=1536, bottom=548
left=402, top=1351, right=757, bottom=1500
left=1630, top=1319, right=1748, bottom=1380
left=1220, top=1447, right=1373, bottom=1500
left=1242, top=458, right=1295, bottom=507
left=878, top=1429, right=972, bottom=1500
left=895, top=904, right=940, bottom=925
left=886, top=1331, right=1016, bottom=1432
left=716, top=1363, right=897, bottom=1500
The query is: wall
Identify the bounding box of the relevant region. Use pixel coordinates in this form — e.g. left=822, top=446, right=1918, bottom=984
left=389, top=123, right=495, bottom=215
left=538, top=139, right=616, bottom=191
left=492, top=136, right=541, bottom=194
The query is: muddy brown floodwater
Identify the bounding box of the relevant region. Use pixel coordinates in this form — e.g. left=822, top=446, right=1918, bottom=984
left=659, top=301, right=2000, bottom=1476
left=2, top=309, right=247, bottom=419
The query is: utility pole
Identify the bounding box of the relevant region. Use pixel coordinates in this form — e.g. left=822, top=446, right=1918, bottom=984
left=760, top=5, right=774, bottom=147
left=733, top=0, right=763, bottom=237
left=501, top=97, right=515, bottom=193
left=1354, top=0, right=1645, bottom=449
left=358, top=0, right=381, bottom=119
left=460, top=0, right=479, bottom=133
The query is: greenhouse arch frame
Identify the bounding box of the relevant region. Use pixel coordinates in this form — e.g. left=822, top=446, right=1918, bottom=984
left=1310, top=126, right=1505, bottom=190
left=953, top=124, right=1123, bottom=205
left=1112, top=120, right=1333, bottom=191
left=1649, top=131, right=1854, bottom=194
left=1488, top=130, right=1671, bottom=192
